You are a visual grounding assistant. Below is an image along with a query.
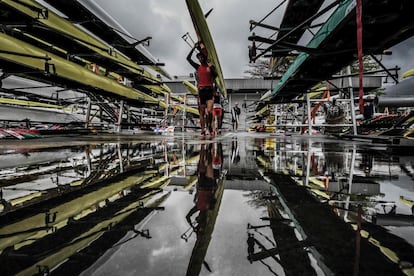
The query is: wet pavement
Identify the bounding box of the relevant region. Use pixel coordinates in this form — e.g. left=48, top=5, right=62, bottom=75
left=0, top=131, right=414, bottom=275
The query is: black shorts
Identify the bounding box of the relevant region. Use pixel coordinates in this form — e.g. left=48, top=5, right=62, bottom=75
left=198, top=86, right=214, bottom=105
left=198, top=174, right=216, bottom=188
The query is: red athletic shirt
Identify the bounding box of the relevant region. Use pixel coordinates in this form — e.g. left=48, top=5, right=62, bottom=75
left=197, top=64, right=214, bottom=88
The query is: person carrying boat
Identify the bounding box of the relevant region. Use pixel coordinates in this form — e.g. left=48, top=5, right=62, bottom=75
left=187, top=43, right=218, bottom=137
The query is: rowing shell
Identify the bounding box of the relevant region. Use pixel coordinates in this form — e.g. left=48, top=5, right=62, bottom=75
left=402, top=68, right=414, bottom=79
left=0, top=32, right=166, bottom=108
left=185, top=0, right=227, bottom=98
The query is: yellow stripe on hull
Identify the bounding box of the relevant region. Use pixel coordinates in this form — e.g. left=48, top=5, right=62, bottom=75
left=183, top=80, right=198, bottom=96
left=402, top=68, right=414, bottom=79
left=0, top=33, right=166, bottom=108
left=0, top=98, right=71, bottom=110
left=2, top=0, right=161, bottom=84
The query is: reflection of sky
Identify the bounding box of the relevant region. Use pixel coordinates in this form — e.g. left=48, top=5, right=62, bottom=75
left=204, top=189, right=284, bottom=276
left=83, top=138, right=414, bottom=275
left=85, top=192, right=195, bottom=276
left=389, top=227, right=414, bottom=247
left=2, top=175, right=76, bottom=200
left=378, top=180, right=414, bottom=216
left=376, top=180, right=414, bottom=246
left=4, top=135, right=414, bottom=275
left=255, top=137, right=414, bottom=253
left=83, top=186, right=282, bottom=276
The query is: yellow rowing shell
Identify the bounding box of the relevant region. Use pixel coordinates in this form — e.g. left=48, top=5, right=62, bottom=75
left=185, top=0, right=227, bottom=98
left=402, top=68, right=414, bottom=79
left=0, top=33, right=166, bottom=108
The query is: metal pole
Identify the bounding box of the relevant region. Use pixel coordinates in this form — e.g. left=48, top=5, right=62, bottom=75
left=274, top=104, right=278, bottom=131
left=85, top=97, right=91, bottom=129
left=117, top=143, right=124, bottom=173
left=117, top=100, right=124, bottom=133
left=183, top=94, right=187, bottom=132
left=306, top=93, right=312, bottom=134
left=347, top=66, right=358, bottom=135
left=126, top=104, right=131, bottom=130
left=305, top=143, right=312, bottom=188
left=165, top=94, right=169, bottom=127
left=344, top=145, right=356, bottom=222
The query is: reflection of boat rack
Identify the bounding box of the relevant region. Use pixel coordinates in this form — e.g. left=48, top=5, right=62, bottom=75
left=371, top=196, right=414, bottom=227
left=254, top=137, right=414, bottom=274
left=0, top=189, right=170, bottom=276
left=0, top=172, right=153, bottom=253
left=266, top=173, right=410, bottom=275
left=0, top=142, right=169, bottom=215
left=373, top=214, right=414, bottom=226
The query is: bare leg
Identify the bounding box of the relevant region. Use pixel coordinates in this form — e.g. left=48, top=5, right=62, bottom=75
left=218, top=114, right=222, bottom=130
left=206, top=99, right=214, bottom=133
left=199, top=104, right=206, bottom=132
left=212, top=113, right=216, bottom=132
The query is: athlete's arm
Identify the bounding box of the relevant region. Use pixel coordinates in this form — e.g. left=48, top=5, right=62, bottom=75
left=187, top=46, right=199, bottom=70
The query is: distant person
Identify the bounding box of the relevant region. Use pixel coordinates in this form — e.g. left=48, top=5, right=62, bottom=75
left=248, top=38, right=257, bottom=63
left=231, top=103, right=241, bottom=131
left=187, top=43, right=217, bottom=137
left=256, top=123, right=265, bottom=132
left=212, top=90, right=223, bottom=134
left=363, top=101, right=374, bottom=120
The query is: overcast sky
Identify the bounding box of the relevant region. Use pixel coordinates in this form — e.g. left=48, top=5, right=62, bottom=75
left=94, top=0, right=413, bottom=80
left=96, top=0, right=283, bottom=78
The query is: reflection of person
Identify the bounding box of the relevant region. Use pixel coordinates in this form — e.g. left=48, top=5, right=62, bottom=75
left=212, top=91, right=223, bottom=134
left=231, top=103, right=241, bottom=131
left=213, top=143, right=223, bottom=179
left=185, top=144, right=217, bottom=233
left=187, top=43, right=217, bottom=137
left=247, top=233, right=255, bottom=263
left=360, top=153, right=373, bottom=176
left=255, top=123, right=265, bottom=132
left=0, top=188, right=10, bottom=210
left=231, top=139, right=240, bottom=164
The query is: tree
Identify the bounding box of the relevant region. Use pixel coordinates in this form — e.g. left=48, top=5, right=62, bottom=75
left=244, top=56, right=293, bottom=78
left=349, top=55, right=381, bottom=73
left=244, top=58, right=272, bottom=78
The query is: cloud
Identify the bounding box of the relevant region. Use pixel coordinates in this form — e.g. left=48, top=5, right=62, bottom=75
left=382, top=36, right=414, bottom=77
left=97, top=0, right=278, bottom=78
left=96, top=0, right=414, bottom=81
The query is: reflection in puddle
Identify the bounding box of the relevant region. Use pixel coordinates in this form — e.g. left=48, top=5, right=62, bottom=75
left=0, top=134, right=413, bottom=275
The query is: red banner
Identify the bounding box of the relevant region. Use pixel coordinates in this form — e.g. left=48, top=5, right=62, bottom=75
left=356, top=0, right=364, bottom=114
